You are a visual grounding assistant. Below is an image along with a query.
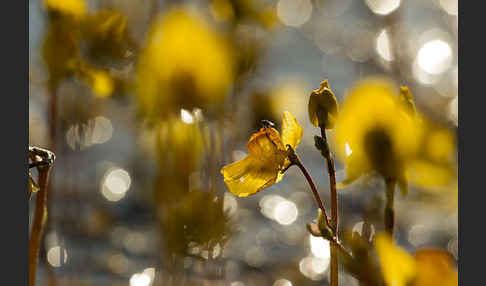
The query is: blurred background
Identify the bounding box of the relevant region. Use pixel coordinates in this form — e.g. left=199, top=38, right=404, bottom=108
left=29, top=0, right=458, bottom=285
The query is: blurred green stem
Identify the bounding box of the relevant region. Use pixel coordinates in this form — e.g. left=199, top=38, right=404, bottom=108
left=319, top=127, right=339, bottom=286
left=384, top=178, right=396, bottom=236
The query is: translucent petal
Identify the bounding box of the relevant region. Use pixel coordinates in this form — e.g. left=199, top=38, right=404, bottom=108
left=414, top=249, right=458, bottom=286
left=220, top=155, right=282, bottom=197
left=337, top=152, right=369, bottom=189
left=281, top=111, right=303, bottom=149
left=375, top=233, right=417, bottom=286
left=247, top=127, right=286, bottom=163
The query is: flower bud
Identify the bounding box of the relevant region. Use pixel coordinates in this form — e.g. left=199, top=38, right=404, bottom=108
left=308, top=80, right=339, bottom=129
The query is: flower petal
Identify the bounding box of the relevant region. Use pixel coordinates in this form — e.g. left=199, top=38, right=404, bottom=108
left=220, top=155, right=283, bottom=197
left=413, top=249, right=458, bottom=286
left=375, top=233, right=417, bottom=286
left=247, top=127, right=286, bottom=163
left=281, top=111, right=303, bottom=149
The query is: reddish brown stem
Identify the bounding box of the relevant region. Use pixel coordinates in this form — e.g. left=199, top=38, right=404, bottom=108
left=294, top=160, right=331, bottom=226
left=320, top=128, right=339, bottom=286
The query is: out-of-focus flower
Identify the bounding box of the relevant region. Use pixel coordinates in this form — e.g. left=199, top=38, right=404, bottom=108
left=308, top=80, right=339, bottom=129
left=335, top=79, right=421, bottom=194
left=89, top=70, right=115, bottom=98
left=409, top=120, right=456, bottom=190
left=375, top=233, right=417, bottom=286
left=42, top=0, right=131, bottom=98
left=136, top=8, right=235, bottom=119
left=81, top=10, right=135, bottom=61
left=43, top=0, right=86, bottom=19
left=399, top=87, right=457, bottom=191
left=158, top=190, right=233, bottom=259
left=413, top=249, right=458, bottom=286
left=210, top=0, right=279, bottom=29
left=221, top=111, right=303, bottom=197
left=375, top=233, right=458, bottom=286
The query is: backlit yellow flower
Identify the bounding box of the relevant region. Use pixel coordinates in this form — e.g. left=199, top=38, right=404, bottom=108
left=335, top=78, right=422, bottom=194
left=137, top=8, right=235, bottom=119
left=90, top=70, right=114, bottom=98
left=375, top=233, right=458, bottom=286
left=221, top=111, right=303, bottom=197
left=413, top=249, right=458, bottom=286
left=408, top=119, right=457, bottom=190
left=43, top=0, right=86, bottom=19
left=375, top=233, right=417, bottom=286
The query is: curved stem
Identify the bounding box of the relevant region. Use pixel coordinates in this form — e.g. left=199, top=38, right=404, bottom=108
left=293, top=159, right=331, bottom=227
left=320, top=128, right=339, bottom=286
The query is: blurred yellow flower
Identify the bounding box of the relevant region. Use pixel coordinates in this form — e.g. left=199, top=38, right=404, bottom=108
left=375, top=233, right=417, bottom=286
left=413, top=249, right=458, bottom=286
left=137, top=8, right=235, bottom=118
left=90, top=70, right=114, bottom=98
left=408, top=119, right=457, bottom=190
left=308, top=79, right=339, bottom=129
left=221, top=111, right=303, bottom=197
left=375, top=234, right=458, bottom=286
left=335, top=79, right=422, bottom=194
left=209, top=0, right=279, bottom=29
left=43, top=0, right=86, bottom=18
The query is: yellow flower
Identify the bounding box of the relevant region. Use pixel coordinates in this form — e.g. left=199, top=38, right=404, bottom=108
left=408, top=119, right=457, bottom=190
left=43, top=0, right=86, bottom=19
left=375, top=233, right=458, bottom=286
left=137, top=8, right=235, bottom=119
left=335, top=78, right=422, bottom=194
left=413, top=249, right=458, bottom=286
left=221, top=111, right=303, bottom=197
left=308, top=80, right=339, bottom=129
left=92, top=71, right=114, bottom=98
left=375, top=233, right=417, bottom=286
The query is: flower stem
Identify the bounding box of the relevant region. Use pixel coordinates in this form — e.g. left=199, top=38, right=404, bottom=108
left=292, top=158, right=331, bottom=227
left=384, top=178, right=396, bottom=236
left=29, top=147, right=55, bottom=286
left=29, top=166, right=52, bottom=286
left=320, top=128, right=339, bottom=286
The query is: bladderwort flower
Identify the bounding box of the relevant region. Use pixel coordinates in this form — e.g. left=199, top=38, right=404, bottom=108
left=375, top=233, right=458, bottom=286
left=43, top=0, right=86, bottom=19
left=137, top=8, right=235, bottom=119
left=220, top=111, right=303, bottom=197
left=334, top=78, right=422, bottom=195
left=399, top=86, right=457, bottom=192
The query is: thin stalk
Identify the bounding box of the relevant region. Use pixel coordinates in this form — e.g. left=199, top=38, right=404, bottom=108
left=320, top=127, right=339, bottom=286
left=293, top=160, right=330, bottom=225
left=29, top=166, right=52, bottom=286
left=384, top=178, right=396, bottom=236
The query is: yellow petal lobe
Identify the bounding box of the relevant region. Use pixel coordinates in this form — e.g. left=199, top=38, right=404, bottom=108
left=375, top=233, right=417, bottom=286
left=220, top=156, right=282, bottom=197
left=281, top=111, right=303, bottom=149
left=413, top=249, right=458, bottom=286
